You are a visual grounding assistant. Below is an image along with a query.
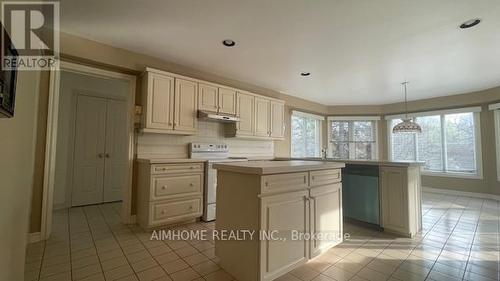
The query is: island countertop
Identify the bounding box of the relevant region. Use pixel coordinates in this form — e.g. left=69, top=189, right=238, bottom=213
left=213, top=160, right=345, bottom=175
left=274, top=157, right=424, bottom=167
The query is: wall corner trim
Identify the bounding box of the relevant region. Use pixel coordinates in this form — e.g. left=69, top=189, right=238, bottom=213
left=422, top=186, right=500, bottom=202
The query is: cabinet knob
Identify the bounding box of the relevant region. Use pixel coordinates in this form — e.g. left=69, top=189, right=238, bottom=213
left=105, top=153, right=110, bottom=158
left=265, top=182, right=269, bottom=187
left=162, top=185, right=166, bottom=190
left=189, top=183, right=194, bottom=186
left=190, top=166, right=194, bottom=169
left=312, top=176, right=315, bottom=180
left=98, top=153, right=105, bottom=158
left=189, top=206, right=193, bottom=210
left=161, top=210, right=165, bottom=214
left=168, top=122, right=173, bottom=125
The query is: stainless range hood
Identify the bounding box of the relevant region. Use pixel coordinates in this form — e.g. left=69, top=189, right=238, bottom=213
left=197, top=110, right=240, bottom=123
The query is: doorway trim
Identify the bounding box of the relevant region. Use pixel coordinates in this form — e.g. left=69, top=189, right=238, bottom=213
left=41, top=61, right=137, bottom=240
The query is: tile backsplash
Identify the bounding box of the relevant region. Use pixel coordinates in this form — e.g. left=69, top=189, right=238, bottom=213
left=136, top=120, right=274, bottom=159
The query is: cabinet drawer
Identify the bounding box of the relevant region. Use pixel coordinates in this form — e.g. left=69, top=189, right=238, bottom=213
left=310, top=169, right=341, bottom=187
left=150, top=197, right=202, bottom=226
left=261, top=172, right=308, bottom=194
left=152, top=174, right=202, bottom=200
left=151, top=163, right=204, bottom=174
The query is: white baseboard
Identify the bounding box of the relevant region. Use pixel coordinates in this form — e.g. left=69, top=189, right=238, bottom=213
left=423, top=186, right=500, bottom=202
left=27, top=232, right=42, bottom=244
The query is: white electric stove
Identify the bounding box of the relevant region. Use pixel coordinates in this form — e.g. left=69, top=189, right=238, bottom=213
left=189, top=143, right=247, bottom=221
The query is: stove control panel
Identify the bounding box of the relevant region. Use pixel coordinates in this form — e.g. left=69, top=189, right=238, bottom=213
left=189, top=143, right=228, bottom=153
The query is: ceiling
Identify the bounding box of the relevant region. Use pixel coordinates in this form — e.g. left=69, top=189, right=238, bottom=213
left=58, top=0, right=500, bottom=105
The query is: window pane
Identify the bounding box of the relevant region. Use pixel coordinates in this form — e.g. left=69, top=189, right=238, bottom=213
left=445, top=113, right=476, bottom=173
left=354, top=121, right=374, bottom=142
left=331, top=121, right=349, bottom=141
left=391, top=119, right=416, bottom=161
left=416, top=115, right=443, bottom=171
left=355, top=142, right=374, bottom=160
left=331, top=142, right=349, bottom=159
left=291, top=116, right=306, bottom=157
left=291, top=115, right=321, bottom=158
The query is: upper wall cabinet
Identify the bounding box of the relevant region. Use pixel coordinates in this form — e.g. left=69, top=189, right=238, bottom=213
left=235, top=92, right=255, bottom=136
left=270, top=101, right=285, bottom=139
left=141, top=70, right=198, bottom=135
left=198, top=83, right=218, bottom=112
left=198, top=84, right=236, bottom=115
left=142, top=67, right=285, bottom=139
left=254, top=97, right=271, bottom=137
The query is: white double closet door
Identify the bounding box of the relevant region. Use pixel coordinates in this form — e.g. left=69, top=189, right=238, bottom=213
left=72, top=94, right=128, bottom=207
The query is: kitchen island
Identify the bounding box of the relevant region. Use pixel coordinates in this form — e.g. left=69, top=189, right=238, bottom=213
left=213, top=160, right=345, bottom=281
left=276, top=158, right=424, bottom=238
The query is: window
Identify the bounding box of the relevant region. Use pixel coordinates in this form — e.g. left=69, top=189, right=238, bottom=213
left=388, top=107, right=482, bottom=177
left=328, top=117, right=379, bottom=160
left=291, top=111, right=323, bottom=158
left=489, top=103, right=500, bottom=181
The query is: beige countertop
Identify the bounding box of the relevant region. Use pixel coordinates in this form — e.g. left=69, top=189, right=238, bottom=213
left=213, top=160, right=345, bottom=175
left=275, top=157, right=424, bottom=167
left=136, top=158, right=206, bottom=164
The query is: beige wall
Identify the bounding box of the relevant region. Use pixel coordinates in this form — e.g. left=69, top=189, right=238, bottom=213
left=0, top=70, right=41, bottom=280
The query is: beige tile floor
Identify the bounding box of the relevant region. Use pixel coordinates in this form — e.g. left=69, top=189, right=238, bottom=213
left=24, top=192, right=500, bottom=281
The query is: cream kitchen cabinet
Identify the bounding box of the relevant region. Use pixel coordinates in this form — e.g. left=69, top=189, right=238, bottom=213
left=380, top=165, right=422, bottom=238
left=141, top=70, right=198, bottom=134
left=142, top=71, right=175, bottom=131
left=198, top=83, right=236, bottom=115
left=136, top=159, right=204, bottom=228
left=214, top=161, right=344, bottom=281
left=218, top=87, right=237, bottom=114
left=234, top=92, right=255, bottom=136
left=270, top=100, right=285, bottom=139
left=198, top=83, right=219, bottom=112
left=254, top=97, right=271, bottom=137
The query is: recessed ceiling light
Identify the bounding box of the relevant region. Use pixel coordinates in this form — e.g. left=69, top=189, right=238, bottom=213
left=460, top=18, right=481, bottom=29
left=300, top=72, right=311, bottom=76
left=222, top=39, right=236, bottom=47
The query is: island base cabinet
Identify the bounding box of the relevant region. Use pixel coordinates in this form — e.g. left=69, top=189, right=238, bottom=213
left=309, top=183, right=343, bottom=258
left=215, top=168, right=343, bottom=281
left=380, top=166, right=421, bottom=237
left=260, top=190, right=309, bottom=281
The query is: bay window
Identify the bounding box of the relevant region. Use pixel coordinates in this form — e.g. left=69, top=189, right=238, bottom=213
left=291, top=111, right=323, bottom=158
left=328, top=117, right=379, bottom=160
left=388, top=107, right=482, bottom=177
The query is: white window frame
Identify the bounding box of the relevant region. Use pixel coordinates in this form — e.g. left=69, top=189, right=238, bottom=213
left=290, top=111, right=324, bottom=158
left=489, top=102, right=500, bottom=181
left=386, top=107, right=483, bottom=179
left=327, top=116, right=380, bottom=160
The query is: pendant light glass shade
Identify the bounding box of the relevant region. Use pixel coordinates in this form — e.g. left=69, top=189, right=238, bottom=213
left=392, top=82, right=422, bottom=134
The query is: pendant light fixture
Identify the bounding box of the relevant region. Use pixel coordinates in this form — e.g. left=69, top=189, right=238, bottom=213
left=392, top=82, right=422, bottom=134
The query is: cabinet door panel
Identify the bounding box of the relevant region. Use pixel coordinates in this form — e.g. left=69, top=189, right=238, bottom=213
left=198, top=83, right=218, bottom=112
left=218, top=87, right=236, bottom=114
left=174, top=78, right=198, bottom=132
left=236, top=92, right=255, bottom=136
left=310, top=183, right=342, bottom=258
left=270, top=101, right=285, bottom=138
left=147, top=73, right=174, bottom=130
left=260, top=191, right=309, bottom=280
left=380, top=167, right=408, bottom=233
left=254, top=97, right=271, bottom=137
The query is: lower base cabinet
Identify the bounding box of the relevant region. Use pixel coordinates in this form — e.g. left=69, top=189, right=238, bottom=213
left=380, top=165, right=422, bottom=237
left=215, top=168, right=343, bottom=281
left=136, top=160, right=204, bottom=228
